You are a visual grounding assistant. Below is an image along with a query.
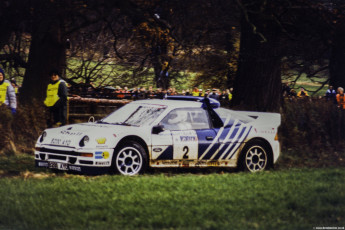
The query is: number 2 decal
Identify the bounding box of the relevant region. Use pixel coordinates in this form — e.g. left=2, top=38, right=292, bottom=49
left=183, top=146, right=189, bottom=159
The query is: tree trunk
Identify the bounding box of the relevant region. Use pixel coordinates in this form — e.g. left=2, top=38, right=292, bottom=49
left=19, top=7, right=66, bottom=105
left=329, top=17, right=345, bottom=89
left=232, top=2, right=282, bottom=112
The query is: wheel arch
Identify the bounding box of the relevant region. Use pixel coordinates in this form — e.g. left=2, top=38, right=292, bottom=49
left=238, top=137, right=274, bottom=169
left=111, top=135, right=150, bottom=175
left=115, top=135, right=149, bottom=157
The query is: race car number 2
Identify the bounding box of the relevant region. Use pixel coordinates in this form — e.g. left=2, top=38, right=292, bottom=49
left=183, top=146, right=189, bottom=159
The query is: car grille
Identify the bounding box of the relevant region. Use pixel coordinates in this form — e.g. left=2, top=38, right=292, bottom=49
left=48, top=155, right=67, bottom=161
left=37, top=147, right=81, bottom=156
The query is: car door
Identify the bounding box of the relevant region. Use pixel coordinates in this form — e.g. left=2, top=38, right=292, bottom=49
left=152, top=107, right=220, bottom=161
left=150, top=107, right=197, bottom=161
left=151, top=128, right=174, bottom=160
left=158, top=108, right=199, bottom=160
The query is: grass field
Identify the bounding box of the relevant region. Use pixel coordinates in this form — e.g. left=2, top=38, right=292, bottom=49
left=0, top=155, right=344, bottom=230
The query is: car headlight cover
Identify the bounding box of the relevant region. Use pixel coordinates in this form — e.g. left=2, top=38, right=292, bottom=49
left=79, top=135, right=89, bottom=147
left=39, top=131, right=47, bottom=143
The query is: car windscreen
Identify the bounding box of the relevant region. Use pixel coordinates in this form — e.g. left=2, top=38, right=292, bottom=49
left=101, top=103, right=166, bottom=126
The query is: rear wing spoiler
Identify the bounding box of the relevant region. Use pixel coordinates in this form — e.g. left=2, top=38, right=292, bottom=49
left=235, top=111, right=281, bottom=127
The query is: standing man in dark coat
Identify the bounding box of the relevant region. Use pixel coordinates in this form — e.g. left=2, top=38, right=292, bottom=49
left=44, top=69, right=68, bottom=127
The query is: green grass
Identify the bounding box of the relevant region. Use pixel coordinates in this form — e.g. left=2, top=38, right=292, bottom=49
left=0, top=155, right=344, bottom=230
left=0, top=154, right=43, bottom=175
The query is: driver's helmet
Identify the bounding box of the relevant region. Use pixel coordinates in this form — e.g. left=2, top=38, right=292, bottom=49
left=168, top=110, right=188, bottom=124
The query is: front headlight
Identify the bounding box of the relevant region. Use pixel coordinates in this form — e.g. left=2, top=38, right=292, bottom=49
left=79, top=135, right=89, bottom=147
left=39, top=131, right=47, bottom=143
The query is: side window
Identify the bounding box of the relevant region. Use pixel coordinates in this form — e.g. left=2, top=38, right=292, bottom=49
left=161, top=108, right=210, bottom=131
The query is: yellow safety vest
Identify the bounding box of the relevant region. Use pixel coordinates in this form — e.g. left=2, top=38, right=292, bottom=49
left=44, top=80, right=61, bottom=107
left=192, top=91, right=200, bottom=96
left=0, top=82, right=10, bottom=105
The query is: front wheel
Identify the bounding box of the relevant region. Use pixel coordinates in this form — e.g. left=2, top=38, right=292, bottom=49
left=112, top=141, right=148, bottom=176
left=239, top=140, right=270, bottom=172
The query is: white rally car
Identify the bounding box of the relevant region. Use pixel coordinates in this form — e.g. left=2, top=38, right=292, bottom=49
left=35, top=96, right=281, bottom=175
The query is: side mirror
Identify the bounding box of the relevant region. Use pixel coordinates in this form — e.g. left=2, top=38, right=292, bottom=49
left=152, top=125, right=165, bottom=135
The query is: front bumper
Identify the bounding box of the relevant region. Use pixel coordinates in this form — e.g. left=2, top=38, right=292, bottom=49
left=35, top=160, right=111, bottom=175
left=35, top=146, right=114, bottom=175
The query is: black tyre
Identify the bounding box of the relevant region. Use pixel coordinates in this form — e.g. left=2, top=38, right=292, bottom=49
left=112, top=141, right=148, bottom=176
left=239, top=140, right=270, bottom=172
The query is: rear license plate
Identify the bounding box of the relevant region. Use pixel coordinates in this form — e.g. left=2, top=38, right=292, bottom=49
left=48, top=162, right=68, bottom=170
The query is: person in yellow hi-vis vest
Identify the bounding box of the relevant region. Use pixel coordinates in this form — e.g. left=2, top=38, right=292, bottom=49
left=192, top=87, right=199, bottom=96
left=44, top=69, right=68, bottom=127
left=0, top=68, right=17, bottom=114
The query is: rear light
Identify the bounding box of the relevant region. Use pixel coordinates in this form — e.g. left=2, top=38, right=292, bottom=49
left=80, top=153, right=93, bottom=157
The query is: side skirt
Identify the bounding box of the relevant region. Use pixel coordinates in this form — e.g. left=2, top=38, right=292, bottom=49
left=150, top=159, right=237, bottom=168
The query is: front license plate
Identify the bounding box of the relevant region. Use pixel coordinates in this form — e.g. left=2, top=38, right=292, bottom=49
left=48, top=162, right=68, bottom=170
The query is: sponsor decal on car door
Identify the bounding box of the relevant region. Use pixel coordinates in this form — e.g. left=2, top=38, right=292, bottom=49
left=171, top=130, right=198, bottom=159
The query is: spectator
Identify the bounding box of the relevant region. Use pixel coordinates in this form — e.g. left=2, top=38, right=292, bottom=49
left=336, top=87, right=345, bottom=109
left=171, top=88, right=177, bottom=96
left=297, top=87, right=309, bottom=98
left=199, top=89, right=203, bottom=97
left=219, top=90, right=229, bottom=106
left=146, top=86, right=155, bottom=99
left=325, top=85, right=337, bottom=104
left=209, top=88, right=219, bottom=100
left=204, top=89, right=210, bottom=97
left=122, top=86, right=132, bottom=99
left=44, top=69, right=68, bottom=127
left=192, top=87, right=199, bottom=96
left=131, top=87, right=139, bottom=100
left=116, top=86, right=125, bottom=99
left=227, top=88, right=233, bottom=101
left=156, top=88, right=166, bottom=99
left=282, top=82, right=291, bottom=97
left=290, top=89, right=297, bottom=98
left=0, top=68, right=17, bottom=114
left=138, top=87, right=147, bottom=99
left=10, top=78, right=19, bottom=94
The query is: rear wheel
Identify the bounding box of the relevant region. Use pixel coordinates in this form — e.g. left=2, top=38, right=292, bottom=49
left=239, top=140, right=269, bottom=172
left=112, top=141, right=148, bottom=176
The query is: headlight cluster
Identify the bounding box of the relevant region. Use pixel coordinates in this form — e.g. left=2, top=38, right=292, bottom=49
left=39, top=131, right=47, bottom=143
left=79, top=135, right=89, bottom=147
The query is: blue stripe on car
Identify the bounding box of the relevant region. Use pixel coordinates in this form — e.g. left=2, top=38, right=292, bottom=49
left=156, top=146, right=174, bottom=160
left=227, top=126, right=252, bottom=160
left=220, top=126, right=248, bottom=160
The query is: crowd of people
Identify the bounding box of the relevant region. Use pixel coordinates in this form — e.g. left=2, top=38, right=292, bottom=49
left=3, top=66, right=345, bottom=128
left=67, top=84, right=233, bottom=99
left=282, top=82, right=345, bottom=109
left=68, top=84, right=234, bottom=106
